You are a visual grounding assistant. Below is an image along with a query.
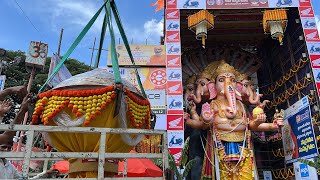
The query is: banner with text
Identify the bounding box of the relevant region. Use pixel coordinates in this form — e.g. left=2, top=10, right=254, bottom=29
left=107, top=44, right=166, bottom=66
left=167, top=0, right=301, bottom=9
left=107, top=67, right=167, bottom=90
left=282, top=96, right=318, bottom=164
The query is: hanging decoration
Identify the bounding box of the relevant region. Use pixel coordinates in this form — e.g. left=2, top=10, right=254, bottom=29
left=263, top=9, right=288, bottom=45
left=262, top=58, right=309, bottom=95
left=188, top=10, right=214, bottom=48
left=272, top=167, right=295, bottom=179
left=265, top=76, right=312, bottom=109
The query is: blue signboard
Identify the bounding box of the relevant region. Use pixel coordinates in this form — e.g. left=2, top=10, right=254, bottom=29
left=283, top=96, right=318, bottom=164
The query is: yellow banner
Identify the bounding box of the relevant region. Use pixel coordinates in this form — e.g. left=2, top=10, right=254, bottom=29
left=108, top=44, right=166, bottom=66
left=107, top=67, right=167, bottom=90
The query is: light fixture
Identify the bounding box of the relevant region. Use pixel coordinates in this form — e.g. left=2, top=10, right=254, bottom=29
left=263, top=9, right=288, bottom=45
left=306, top=73, right=311, bottom=78
left=314, top=105, right=319, bottom=112
left=188, top=10, right=214, bottom=48
left=299, top=36, right=304, bottom=40
left=310, top=90, right=315, bottom=96
left=302, top=53, right=307, bottom=58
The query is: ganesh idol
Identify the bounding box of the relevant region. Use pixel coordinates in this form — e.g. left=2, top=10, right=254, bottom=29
left=185, top=60, right=283, bottom=180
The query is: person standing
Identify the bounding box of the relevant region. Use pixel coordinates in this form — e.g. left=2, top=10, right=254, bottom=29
left=0, top=141, right=22, bottom=179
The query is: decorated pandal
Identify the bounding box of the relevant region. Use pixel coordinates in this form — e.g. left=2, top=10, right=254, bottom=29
left=31, top=69, right=151, bottom=178
left=183, top=59, right=284, bottom=180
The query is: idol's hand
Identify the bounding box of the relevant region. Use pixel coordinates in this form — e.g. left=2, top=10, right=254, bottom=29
left=273, top=117, right=284, bottom=128
left=201, top=102, right=213, bottom=124
left=254, top=113, right=266, bottom=124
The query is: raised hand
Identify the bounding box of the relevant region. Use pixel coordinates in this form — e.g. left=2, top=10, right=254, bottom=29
left=189, top=101, right=196, bottom=112
left=273, top=117, right=284, bottom=128
left=20, top=93, right=32, bottom=112
left=255, top=113, right=267, bottom=124
left=0, top=100, right=12, bottom=116
left=201, top=102, right=213, bottom=124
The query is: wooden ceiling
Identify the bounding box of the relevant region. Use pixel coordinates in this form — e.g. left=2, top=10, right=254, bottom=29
left=179, top=9, right=269, bottom=82
left=180, top=8, right=267, bottom=49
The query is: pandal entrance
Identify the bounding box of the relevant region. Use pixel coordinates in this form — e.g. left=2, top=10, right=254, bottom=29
left=179, top=8, right=320, bottom=180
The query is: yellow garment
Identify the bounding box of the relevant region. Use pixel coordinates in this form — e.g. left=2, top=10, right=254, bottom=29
left=218, top=147, right=253, bottom=180
left=47, top=100, right=134, bottom=177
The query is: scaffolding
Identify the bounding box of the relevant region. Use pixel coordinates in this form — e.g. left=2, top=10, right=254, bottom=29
left=0, top=124, right=168, bottom=180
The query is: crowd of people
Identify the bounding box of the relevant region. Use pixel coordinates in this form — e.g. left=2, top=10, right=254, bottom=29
left=0, top=85, right=30, bottom=179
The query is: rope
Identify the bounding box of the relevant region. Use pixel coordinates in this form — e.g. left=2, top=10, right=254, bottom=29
left=105, top=0, right=121, bottom=84
left=38, top=0, right=108, bottom=93
left=94, top=10, right=108, bottom=68
left=110, top=1, right=147, bottom=98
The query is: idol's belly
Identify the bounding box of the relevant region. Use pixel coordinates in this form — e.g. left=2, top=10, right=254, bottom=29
left=215, top=123, right=246, bottom=132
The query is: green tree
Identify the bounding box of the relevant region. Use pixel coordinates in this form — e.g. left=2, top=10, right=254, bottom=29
left=1, top=50, right=90, bottom=124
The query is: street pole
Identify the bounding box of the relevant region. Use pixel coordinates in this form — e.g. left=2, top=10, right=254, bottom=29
left=57, top=28, right=64, bottom=56
left=89, top=37, right=96, bottom=70
left=16, top=66, right=36, bottom=152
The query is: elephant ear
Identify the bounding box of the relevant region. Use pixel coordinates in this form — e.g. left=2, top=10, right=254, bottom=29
left=236, top=82, right=243, bottom=101
left=236, top=82, right=243, bottom=94
left=207, top=82, right=217, bottom=100
left=236, top=91, right=242, bottom=101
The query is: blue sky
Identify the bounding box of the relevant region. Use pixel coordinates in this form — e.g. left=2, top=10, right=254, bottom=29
left=0, top=0, right=163, bottom=67
left=0, top=0, right=319, bottom=67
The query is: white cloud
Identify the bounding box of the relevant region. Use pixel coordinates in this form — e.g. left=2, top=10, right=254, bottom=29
left=144, top=19, right=164, bottom=38
left=125, top=19, right=164, bottom=45
left=10, top=0, right=163, bottom=54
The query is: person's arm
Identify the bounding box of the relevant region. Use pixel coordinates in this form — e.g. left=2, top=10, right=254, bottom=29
left=0, top=94, right=31, bottom=144
left=0, top=85, right=27, bottom=101
left=0, top=100, right=12, bottom=123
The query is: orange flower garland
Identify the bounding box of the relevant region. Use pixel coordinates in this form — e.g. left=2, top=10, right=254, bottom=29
left=32, top=86, right=151, bottom=129
left=32, top=86, right=116, bottom=125
left=125, top=89, right=151, bottom=129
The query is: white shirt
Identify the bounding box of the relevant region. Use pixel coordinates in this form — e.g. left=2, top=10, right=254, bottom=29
left=0, top=159, right=22, bottom=179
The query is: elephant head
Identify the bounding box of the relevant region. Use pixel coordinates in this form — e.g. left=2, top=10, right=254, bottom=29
left=209, top=60, right=242, bottom=119
left=189, top=70, right=211, bottom=104
left=247, top=80, right=262, bottom=105
left=183, top=75, right=196, bottom=106
left=189, top=61, right=220, bottom=104
left=236, top=73, right=251, bottom=102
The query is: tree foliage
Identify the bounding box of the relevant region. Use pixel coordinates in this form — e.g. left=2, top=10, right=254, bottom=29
left=1, top=50, right=90, bottom=124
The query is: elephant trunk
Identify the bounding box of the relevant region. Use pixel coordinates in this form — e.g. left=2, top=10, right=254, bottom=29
left=248, top=85, right=260, bottom=105
left=193, top=87, right=202, bottom=104
left=224, top=80, right=237, bottom=119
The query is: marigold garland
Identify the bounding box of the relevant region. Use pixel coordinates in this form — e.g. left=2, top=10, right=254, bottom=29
left=32, top=86, right=151, bottom=129
left=125, top=89, right=151, bottom=129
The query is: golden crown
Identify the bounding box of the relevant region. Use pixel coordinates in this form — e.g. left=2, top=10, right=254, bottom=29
left=236, top=73, right=249, bottom=82
left=211, top=60, right=237, bottom=80
left=198, top=69, right=212, bottom=80
left=186, top=74, right=197, bottom=85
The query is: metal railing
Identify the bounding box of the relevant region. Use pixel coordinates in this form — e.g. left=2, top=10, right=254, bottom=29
left=0, top=124, right=168, bottom=180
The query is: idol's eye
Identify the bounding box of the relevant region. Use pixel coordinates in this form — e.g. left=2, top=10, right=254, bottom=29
left=201, top=82, right=206, bottom=86
left=244, top=84, right=248, bottom=87
left=189, top=87, right=193, bottom=91
left=218, top=78, right=224, bottom=82
left=232, top=78, right=236, bottom=83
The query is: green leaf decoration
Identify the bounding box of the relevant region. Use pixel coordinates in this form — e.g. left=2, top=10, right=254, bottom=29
left=182, top=158, right=198, bottom=178
left=179, top=137, right=190, bottom=168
